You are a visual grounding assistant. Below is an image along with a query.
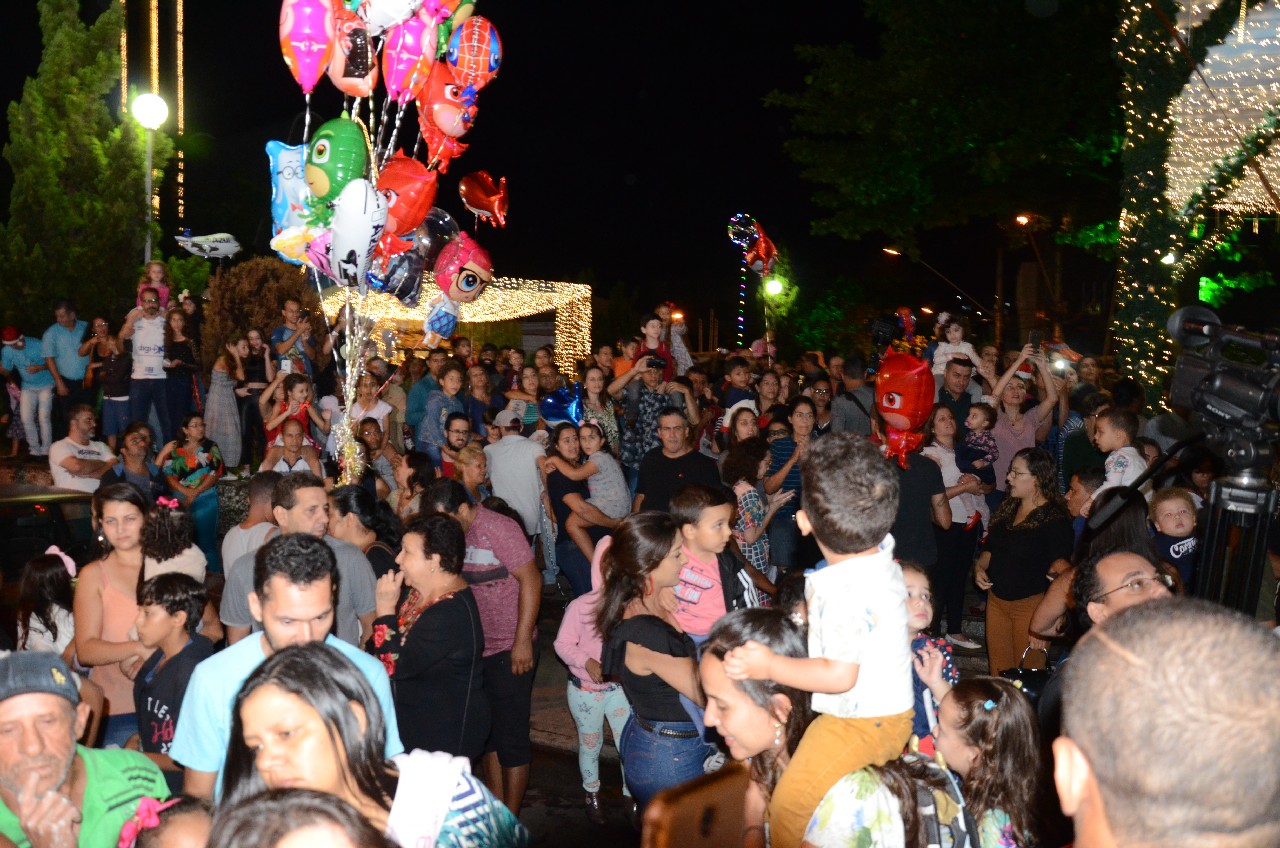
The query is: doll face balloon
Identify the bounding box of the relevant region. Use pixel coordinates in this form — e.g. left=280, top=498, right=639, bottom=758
left=417, top=61, right=469, bottom=138
left=305, top=116, right=368, bottom=203
left=874, top=353, right=934, bottom=433
left=433, top=231, right=491, bottom=303
left=279, top=0, right=335, bottom=95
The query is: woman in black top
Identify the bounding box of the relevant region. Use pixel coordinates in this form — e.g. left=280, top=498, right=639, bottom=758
left=366, top=513, right=489, bottom=758
left=163, top=308, right=199, bottom=442
left=598, top=513, right=715, bottom=811
left=975, top=447, right=1073, bottom=675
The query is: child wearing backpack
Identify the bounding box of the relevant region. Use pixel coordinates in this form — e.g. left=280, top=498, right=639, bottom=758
left=724, top=434, right=914, bottom=848
left=934, top=677, right=1040, bottom=847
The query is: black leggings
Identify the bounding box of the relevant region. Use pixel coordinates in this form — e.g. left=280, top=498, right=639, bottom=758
left=930, top=522, right=980, bottom=634
left=239, top=391, right=266, bottom=468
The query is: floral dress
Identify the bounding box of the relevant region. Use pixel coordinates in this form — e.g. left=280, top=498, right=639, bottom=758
left=732, top=480, right=772, bottom=580
left=164, top=438, right=224, bottom=570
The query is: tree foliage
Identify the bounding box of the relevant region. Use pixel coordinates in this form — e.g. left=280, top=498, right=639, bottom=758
left=200, top=257, right=326, bottom=369
left=0, top=0, right=173, bottom=329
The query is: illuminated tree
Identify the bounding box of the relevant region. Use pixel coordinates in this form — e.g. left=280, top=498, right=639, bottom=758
left=0, top=0, right=174, bottom=327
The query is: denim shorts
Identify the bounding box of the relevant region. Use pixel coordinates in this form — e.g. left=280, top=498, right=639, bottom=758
left=102, top=398, right=130, bottom=437
left=619, top=715, right=715, bottom=809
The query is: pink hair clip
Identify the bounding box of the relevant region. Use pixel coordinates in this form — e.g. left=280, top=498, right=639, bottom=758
left=45, top=545, right=76, bottom=578
left=156, top=496, right=179, bottom=509
left=117, top=797, right=182, bottom=848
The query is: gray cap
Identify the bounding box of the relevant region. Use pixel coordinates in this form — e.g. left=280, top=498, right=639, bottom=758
left=493, top=409, right=521, bottom=429
left=0, top=653, right=80, bottom=705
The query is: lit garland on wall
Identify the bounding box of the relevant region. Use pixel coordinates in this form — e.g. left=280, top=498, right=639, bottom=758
left=320, top=276, right=593, bottom=377
left=175, top=0, right=184, bottom=222
left=118, top=0, right=127, bottom=115
left=1112, top=0, right=1273, bottom=405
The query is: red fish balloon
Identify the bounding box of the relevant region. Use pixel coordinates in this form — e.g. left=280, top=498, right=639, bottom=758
left=279, top=0, right=336, bottom=96
left=328, top=8, right=378, bottom=97
left=458, top=171, right=508, bottom=227
left=376, top=152, right=438, bottom=256
left=874, top=353, right=934, bottom=467
left=745, top=220, right=778, bottom=276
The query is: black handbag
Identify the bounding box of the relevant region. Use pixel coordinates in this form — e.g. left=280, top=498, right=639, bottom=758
left=999, top=646, right=1053, bottom=705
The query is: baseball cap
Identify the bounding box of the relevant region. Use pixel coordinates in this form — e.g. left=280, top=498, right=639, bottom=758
left=494, top=409, right=520, bottom=429
left=0, top=653, right=80, bottom=705
left=1, top=327, right=19, bottom=345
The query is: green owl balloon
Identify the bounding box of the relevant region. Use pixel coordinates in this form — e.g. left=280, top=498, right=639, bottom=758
left=304, top=114, right=368, bottom=226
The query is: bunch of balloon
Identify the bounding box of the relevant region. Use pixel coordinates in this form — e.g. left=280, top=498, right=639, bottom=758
left=726, top=213, right=779, bottom=350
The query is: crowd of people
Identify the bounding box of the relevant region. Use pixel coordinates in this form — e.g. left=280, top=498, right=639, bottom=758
left=1, top=293, right=1278, bottom=848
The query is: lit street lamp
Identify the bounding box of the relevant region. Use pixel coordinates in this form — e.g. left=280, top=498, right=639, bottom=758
left=132, top=93, right=169, bottom=263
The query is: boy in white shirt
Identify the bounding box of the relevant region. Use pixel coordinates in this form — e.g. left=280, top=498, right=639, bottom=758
left=1093, top=408, right=1149, bottom=499
left=724, top=433, right=913, bottom=848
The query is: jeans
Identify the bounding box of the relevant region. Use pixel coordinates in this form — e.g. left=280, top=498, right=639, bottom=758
left=556, top=536, right=591, bottom=597
left=768, top=512, right=801, bottom=573
left=130, top=379, right=170, bottom=446
left=21, top=385, right=53, bottom=456
left=165, top=373, right=196, bottom=441
left=931, top=523, right=980, bottom=635
left=618, top=716, right=715, bottom=810
left=100, top=713, right=137, bottom=749
left=239, top=390, right=265, bottom=468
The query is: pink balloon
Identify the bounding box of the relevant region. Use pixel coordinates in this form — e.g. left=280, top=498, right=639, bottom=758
left=306, top=229, right=335, bottom=279
left=383, top=11, right=435, bottom=105
left=279, top=0, right=336, bottom=96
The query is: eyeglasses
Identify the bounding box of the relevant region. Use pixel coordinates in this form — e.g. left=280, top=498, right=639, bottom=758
left=1008, top=469, right=1032, bottom=477
left=447, top=428, right=471, bottom=436
left=1092, top=572, right=1173, bottom=603
left=143, top=298, right=159, bottom=304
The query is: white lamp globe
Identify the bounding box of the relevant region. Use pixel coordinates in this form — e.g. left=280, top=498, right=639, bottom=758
left=764, top=278, right=784, bottom=296
left=132, top=93, right=169, bottom=130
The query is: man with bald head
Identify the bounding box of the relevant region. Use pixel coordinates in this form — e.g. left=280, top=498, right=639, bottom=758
left=1056, top=598, right=1280, bottom=848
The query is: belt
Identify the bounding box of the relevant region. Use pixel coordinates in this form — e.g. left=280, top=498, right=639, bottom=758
left=633, top=715, right=699, bottom=739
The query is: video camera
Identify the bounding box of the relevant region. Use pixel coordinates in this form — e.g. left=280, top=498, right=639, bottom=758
left=1167, top=305, right=1280, bottom=471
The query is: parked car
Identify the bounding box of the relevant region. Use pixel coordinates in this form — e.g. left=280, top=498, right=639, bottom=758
left=0, top=485, right=97, bottom=645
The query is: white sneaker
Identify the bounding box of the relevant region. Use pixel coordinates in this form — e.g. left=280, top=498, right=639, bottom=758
left=947, top=633, right=982, bottom=651
left=703, top=750, right=727, bottom=773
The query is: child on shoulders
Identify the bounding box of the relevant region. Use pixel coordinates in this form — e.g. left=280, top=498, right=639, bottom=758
left=1092, top=408, right=1149, bottom=499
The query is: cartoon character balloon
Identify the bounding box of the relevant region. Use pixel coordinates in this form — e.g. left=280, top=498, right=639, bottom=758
left=376, top=152, right=438, bottom=256
left=279, top=0, right=335, bottom=96
left=458, top=171, right=508, bottom=227
left=304, top=116, right=369, bottom=227
left=874, top=353, right=935, bottom=467
left=415, top=62, right=469, bottom=170
left=267, top=140, right=312, bottom=263
left=357, top=0, right=422, bottom=36
left=445, top=15, right=501, bottom=116
left=433, top=230, right=492, bottom=303
left=328, top=8, right=378, bottom=97
left=422, top=291, right=459, bottom=348
left=745, top=221, right=778, bottom=276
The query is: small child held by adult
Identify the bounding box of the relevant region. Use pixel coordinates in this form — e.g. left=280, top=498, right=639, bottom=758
left=959, top=402, right=999, bottom=530
left=129, top=573, right=216, bottom=793
left=541, top=422, right=631, bottom=559
left=1149, top=486, right=1200, bottom=589
left=901, top=561, right=957, bottom=757
left=723, top=433, right=914, bottom=848
left=1093, top=408, right=1148, bottom=498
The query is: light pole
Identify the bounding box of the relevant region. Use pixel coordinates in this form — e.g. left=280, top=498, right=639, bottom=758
left=763, top=276, right=785, bottom=355
left=132, top=93, right=169, bottom=263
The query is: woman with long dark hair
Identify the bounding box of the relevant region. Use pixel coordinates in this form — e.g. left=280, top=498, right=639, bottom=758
left=721, top=436, right=791, bottom=583
left=974, top=447, right=1073, bottom=675
left=366, top=514, right=488, bottom=759
left=700, top=608, right=815, bottom=848
left=163, top=308, right=200, bottom=441
left=597, top=513, right=714, bottom=811
left=221, top=642, right=526, bottom=846
left=157, top=412, right=224, bottom=570
left=390, top=450, right=436, bottom=520
left=329, top=484, right=403, bottom=580
left=580, top=365, right=622, bottom=456
left=75, top=483, right=154, bottom=746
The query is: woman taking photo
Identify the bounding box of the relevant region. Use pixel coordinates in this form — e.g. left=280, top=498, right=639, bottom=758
left=920, top=404, right=986, bottom=649
left=975, top=447, right=1073, bottom=675
left=988, top=345, right=1058, bottom=511
left=158, top=412, right=225, bottom=570
left=700, top=608, right=814, bottom=848
left=222, top=642, right=526, bottom=846
left=163, top=308, right=200, bottom=441
left=238, top=328, right=276, bottom=466
left=598, top=513, right=715, bottom=811
left=366, top=514, right=488, bottom=759
left=74, top=483, right=153, bottom=746
left=80, top=316, right=131, bottom=449
left=206, top=335, right=247, bottom=469
left=100, top=421, right=169, bottom=501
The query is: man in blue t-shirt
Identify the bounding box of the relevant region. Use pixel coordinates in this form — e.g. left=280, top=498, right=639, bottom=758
left=41, top=299, right=90, bottom=441
left=169, top=533, right=401, bottom=800
left=1, top=327, right=57, bottom=457
left=269, top=298, right=317, bottom=376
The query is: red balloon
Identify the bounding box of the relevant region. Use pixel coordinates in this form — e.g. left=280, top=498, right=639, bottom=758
left=745, top=221, right=778, bottom=276
left=376, top=152, right=438, bottom=257
left=417, top=124, right=467, bottom=173
left=458, top=171, right=508, bottom=227
left=415, top=61, right=470, bottom=138
left=328, top=8, right=379, bottom=97
left=446, top=16, right=502, bottom=96
left=875, top=353, right=934, bottom=467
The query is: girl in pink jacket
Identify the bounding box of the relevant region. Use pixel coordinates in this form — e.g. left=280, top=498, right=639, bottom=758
left=553, top=536, right=634, bottom=824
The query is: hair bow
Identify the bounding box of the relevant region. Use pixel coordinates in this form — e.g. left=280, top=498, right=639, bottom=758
left=117, top=797, right=182, bottom=848
left=45, top=545, right=76, bottom=578
left=156, top=496, right=179, bottom=509
left=982, top=699, right=997, bottom=711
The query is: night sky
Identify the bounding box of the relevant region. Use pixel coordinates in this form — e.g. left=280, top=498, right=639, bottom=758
left=1, top=1, right=1051, bottom=346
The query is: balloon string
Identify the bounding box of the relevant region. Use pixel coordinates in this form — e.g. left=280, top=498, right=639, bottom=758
left=411, top=127, right=423, bottom=161
left=382, top=102, right=408, bottom=167
left=355, top=114, right=379, bottom=184
left=372, top=98, right=392, bottom=164
left=303, top=93, right=312, bottom=144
